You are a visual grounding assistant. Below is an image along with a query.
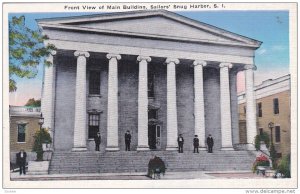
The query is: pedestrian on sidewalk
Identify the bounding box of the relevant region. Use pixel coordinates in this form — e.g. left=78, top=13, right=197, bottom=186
left=177, top=134, right=184, bottom=153
left=207, top=134, right=214, bottom=153
left=16, top=149, right=27, bottom=175
left=94, top=132, right=101, bottom=151
left=125, top=130, right=131, bottom=151
left=193, top=135, right=199, bottom=153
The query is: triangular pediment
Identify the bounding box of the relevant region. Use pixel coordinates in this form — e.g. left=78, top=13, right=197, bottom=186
left=38, top=10, right=261, bottom=48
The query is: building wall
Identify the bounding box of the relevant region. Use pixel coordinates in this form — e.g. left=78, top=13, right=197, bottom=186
left=54, top=53, right=240, bottom=151
left=239, top=90, right=291, bottom=157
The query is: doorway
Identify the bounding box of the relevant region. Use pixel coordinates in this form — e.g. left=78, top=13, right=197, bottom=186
left=148, top=125, right=161, bottom=150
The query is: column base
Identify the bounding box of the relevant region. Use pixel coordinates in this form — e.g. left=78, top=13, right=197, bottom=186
left=166, top=146, right=178, bottom=151
left=199, top=147, right=207, bottom=151
left=246, top=144, right=256, bottom=151
left=221, top=147, right=235, bottom=151
left=136, top=146, right=150, bottom=151
left=72, top=147, right=87, bottom=152
left=105, top=146, right=120, bottom=152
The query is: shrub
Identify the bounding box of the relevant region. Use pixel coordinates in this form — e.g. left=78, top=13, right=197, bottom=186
left=277, top=154, right=290, bottom=178
left=252, top=154, right=270, bottom=172
left=32, top=128, right=52, bottom=161
left=147, top=156, right=166, bottom=177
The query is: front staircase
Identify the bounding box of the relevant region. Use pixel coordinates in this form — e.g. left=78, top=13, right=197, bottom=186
left=49, top=150, right=256, bottom=174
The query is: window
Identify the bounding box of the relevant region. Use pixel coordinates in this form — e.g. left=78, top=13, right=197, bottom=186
left=259, top=128, right=263, bottom=135
left=156, top=125, right=161, bottom=146
left=89, top=71, right=100, bottom=95
left=148, top=70, right=154, bottom=98
left=243, top=106, right=246, bottom=114
left=257, top=102, right=262, bottom=117
left=275, top=126, right=281, bottom=143
left=273, top=98, right=279, bottom=114
left=88, top=114, right=100, bottom=139
left=17, top=124, right=26, bottom=142
left=148, top=109, right=158, bottom=119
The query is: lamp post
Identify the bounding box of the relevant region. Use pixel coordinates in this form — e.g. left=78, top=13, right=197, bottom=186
left=38, top=113, right=44, bottom=130
left=268, top=122, right=274, bottom=145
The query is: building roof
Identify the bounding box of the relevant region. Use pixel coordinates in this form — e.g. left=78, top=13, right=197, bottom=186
left=9, top=106, right=41, bottom=117
left=37, top=10, right=262, bottom=49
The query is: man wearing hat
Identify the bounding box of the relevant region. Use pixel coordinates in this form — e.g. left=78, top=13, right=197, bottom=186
left=94, top=132, right=101, bottom=151
left=193, top=135, right=199, bottom=153
left=16, top=149, right=27, bottom=175
left=207, top=134, right=214, bottom=153
left=177, top=134, right=184, bottom=153
left=125, top=130, right=131, bottom=151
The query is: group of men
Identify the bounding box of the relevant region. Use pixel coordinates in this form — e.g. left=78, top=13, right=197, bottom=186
left=94, top=131, right=214, bottom=153
left=178, top=134, right=214, bottom=153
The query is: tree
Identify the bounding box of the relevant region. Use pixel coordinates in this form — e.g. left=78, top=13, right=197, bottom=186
left=24, top=98, right=41, bottom=107
left=9, top=15, right=56, bottom=92
left=32, top=128, right=52, bottom=161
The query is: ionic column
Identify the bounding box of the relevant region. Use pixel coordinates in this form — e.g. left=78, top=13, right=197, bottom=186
left=166, top=58, right=179, bottom=150
left=72, top=51, right=89, bottom=151
left=219, top=63, right=234, bottom=150
left=245, top=64, right=257, bottom=150
left=193, top=60, right=207, bottom=150
left=41, top=50, right=56, bottom=143
left=106, top=53, right=121, bottom=151
left=137, top=56, right=151, bottom=151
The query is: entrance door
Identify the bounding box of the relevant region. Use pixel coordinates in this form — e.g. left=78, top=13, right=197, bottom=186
left=148, top=125, right=157, bottom=149
left=148, top=125, right=161, bottom=150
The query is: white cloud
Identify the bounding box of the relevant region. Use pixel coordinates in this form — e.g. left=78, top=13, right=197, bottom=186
left=271, top=45, right=286, bottom=51
left=257, top=48, right=267, bottom=55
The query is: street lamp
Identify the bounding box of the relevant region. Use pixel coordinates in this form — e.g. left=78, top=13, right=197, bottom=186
left=38, top=113, right=44, bottom=130
left=268, top=122, right=274, bottom=144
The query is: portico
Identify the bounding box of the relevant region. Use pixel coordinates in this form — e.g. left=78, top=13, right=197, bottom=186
left=39, top=10, right=261, bottom=152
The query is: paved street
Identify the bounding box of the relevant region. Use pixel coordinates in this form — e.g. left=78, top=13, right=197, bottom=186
left=10, top=170, right=269, bottom=181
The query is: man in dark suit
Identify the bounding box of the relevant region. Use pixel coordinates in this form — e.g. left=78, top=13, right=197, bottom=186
left=94, top=132, right=101, bottom=151
left=207, top=134, right=214, bottom=153
left=125, top=130, right=131, bottom=151
left=177, top=134, right=184, bottom=153
left=16, top=149, right=27, bottom=175
left=193, top=135, right=199, bottom=153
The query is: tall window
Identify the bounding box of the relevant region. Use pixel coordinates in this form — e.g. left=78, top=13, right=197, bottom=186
left=89, top=71, right=100, bottom=95
left=243, top=106, right=246, bottom=114
left=273, top=98, right=279, bottom=114
left=17, top=124, right=26, bottom=142
left=88, top=114, right=100, bottom=139
left=259, top=128, right=263, bottom=135
left=275, top=126, right=281, bottom=143
left=257, top=102, right=262, bottom=117
left=148, top=70, right=154, bottom=98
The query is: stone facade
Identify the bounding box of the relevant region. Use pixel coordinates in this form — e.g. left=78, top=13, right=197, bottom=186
left=39, top=10, right=261, bottom=153
left=238, top=74, right=291, bottom=157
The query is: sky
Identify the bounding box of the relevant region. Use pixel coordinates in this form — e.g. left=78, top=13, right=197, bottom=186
left=8, top=11, right=289, bottom=106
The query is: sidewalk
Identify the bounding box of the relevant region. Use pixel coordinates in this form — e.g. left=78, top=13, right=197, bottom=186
left=10, top=170, right=268, bottom=181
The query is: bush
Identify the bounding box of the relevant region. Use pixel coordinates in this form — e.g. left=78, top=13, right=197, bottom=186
left=147, top=156, right=166, bottom=177
left=277, top=154, right=290, bottom=178
left=32, top=128, right=52, bottom=161
left=254, top=132, right=270, bottom=151
left=252, top=154, right=270, bottom=172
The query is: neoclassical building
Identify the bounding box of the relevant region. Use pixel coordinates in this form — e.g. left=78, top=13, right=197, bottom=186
left=39, top=10, right=261, bottom=152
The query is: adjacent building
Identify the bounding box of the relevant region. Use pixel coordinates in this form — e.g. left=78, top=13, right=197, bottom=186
left=9, top=106, right=41, bottom=162
left=38, top=10, right=261, bottom=153
left=238, top=74, right=291, bottom=158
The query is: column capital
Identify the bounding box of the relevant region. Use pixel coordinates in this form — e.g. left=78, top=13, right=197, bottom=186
left=244, top=64, right=257, bottom=70
left=106, top=53, right=121, bottom=60
left=50, top=50, right=57, bottom=56
left=219, top=62, right=233, bottom=68
left=193, top=60, right=207, bottom=67
left=165, top=58, right=179, bottom=65
left=137, top=55, right=151, bottom=63
left=74, top=51, right=90, bottom=58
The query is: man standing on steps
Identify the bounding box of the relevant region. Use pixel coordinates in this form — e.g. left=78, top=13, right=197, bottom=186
left=94, top=132, right=101, bottom=151
left=16, top=149, right=27, bottom=175
left=193, top=135, right=199, bottom=153
left=177, top=134, right=184, bottom=153
left=207, top=134, right=214, bottom=153
left=125, top=130, right=131, bottom=151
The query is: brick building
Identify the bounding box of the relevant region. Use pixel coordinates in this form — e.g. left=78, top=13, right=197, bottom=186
left=9, top=106, right=41, bottom=162
left=238, top=74, right=291, bottom=157
left=39, top=10, right=261, bottom=155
